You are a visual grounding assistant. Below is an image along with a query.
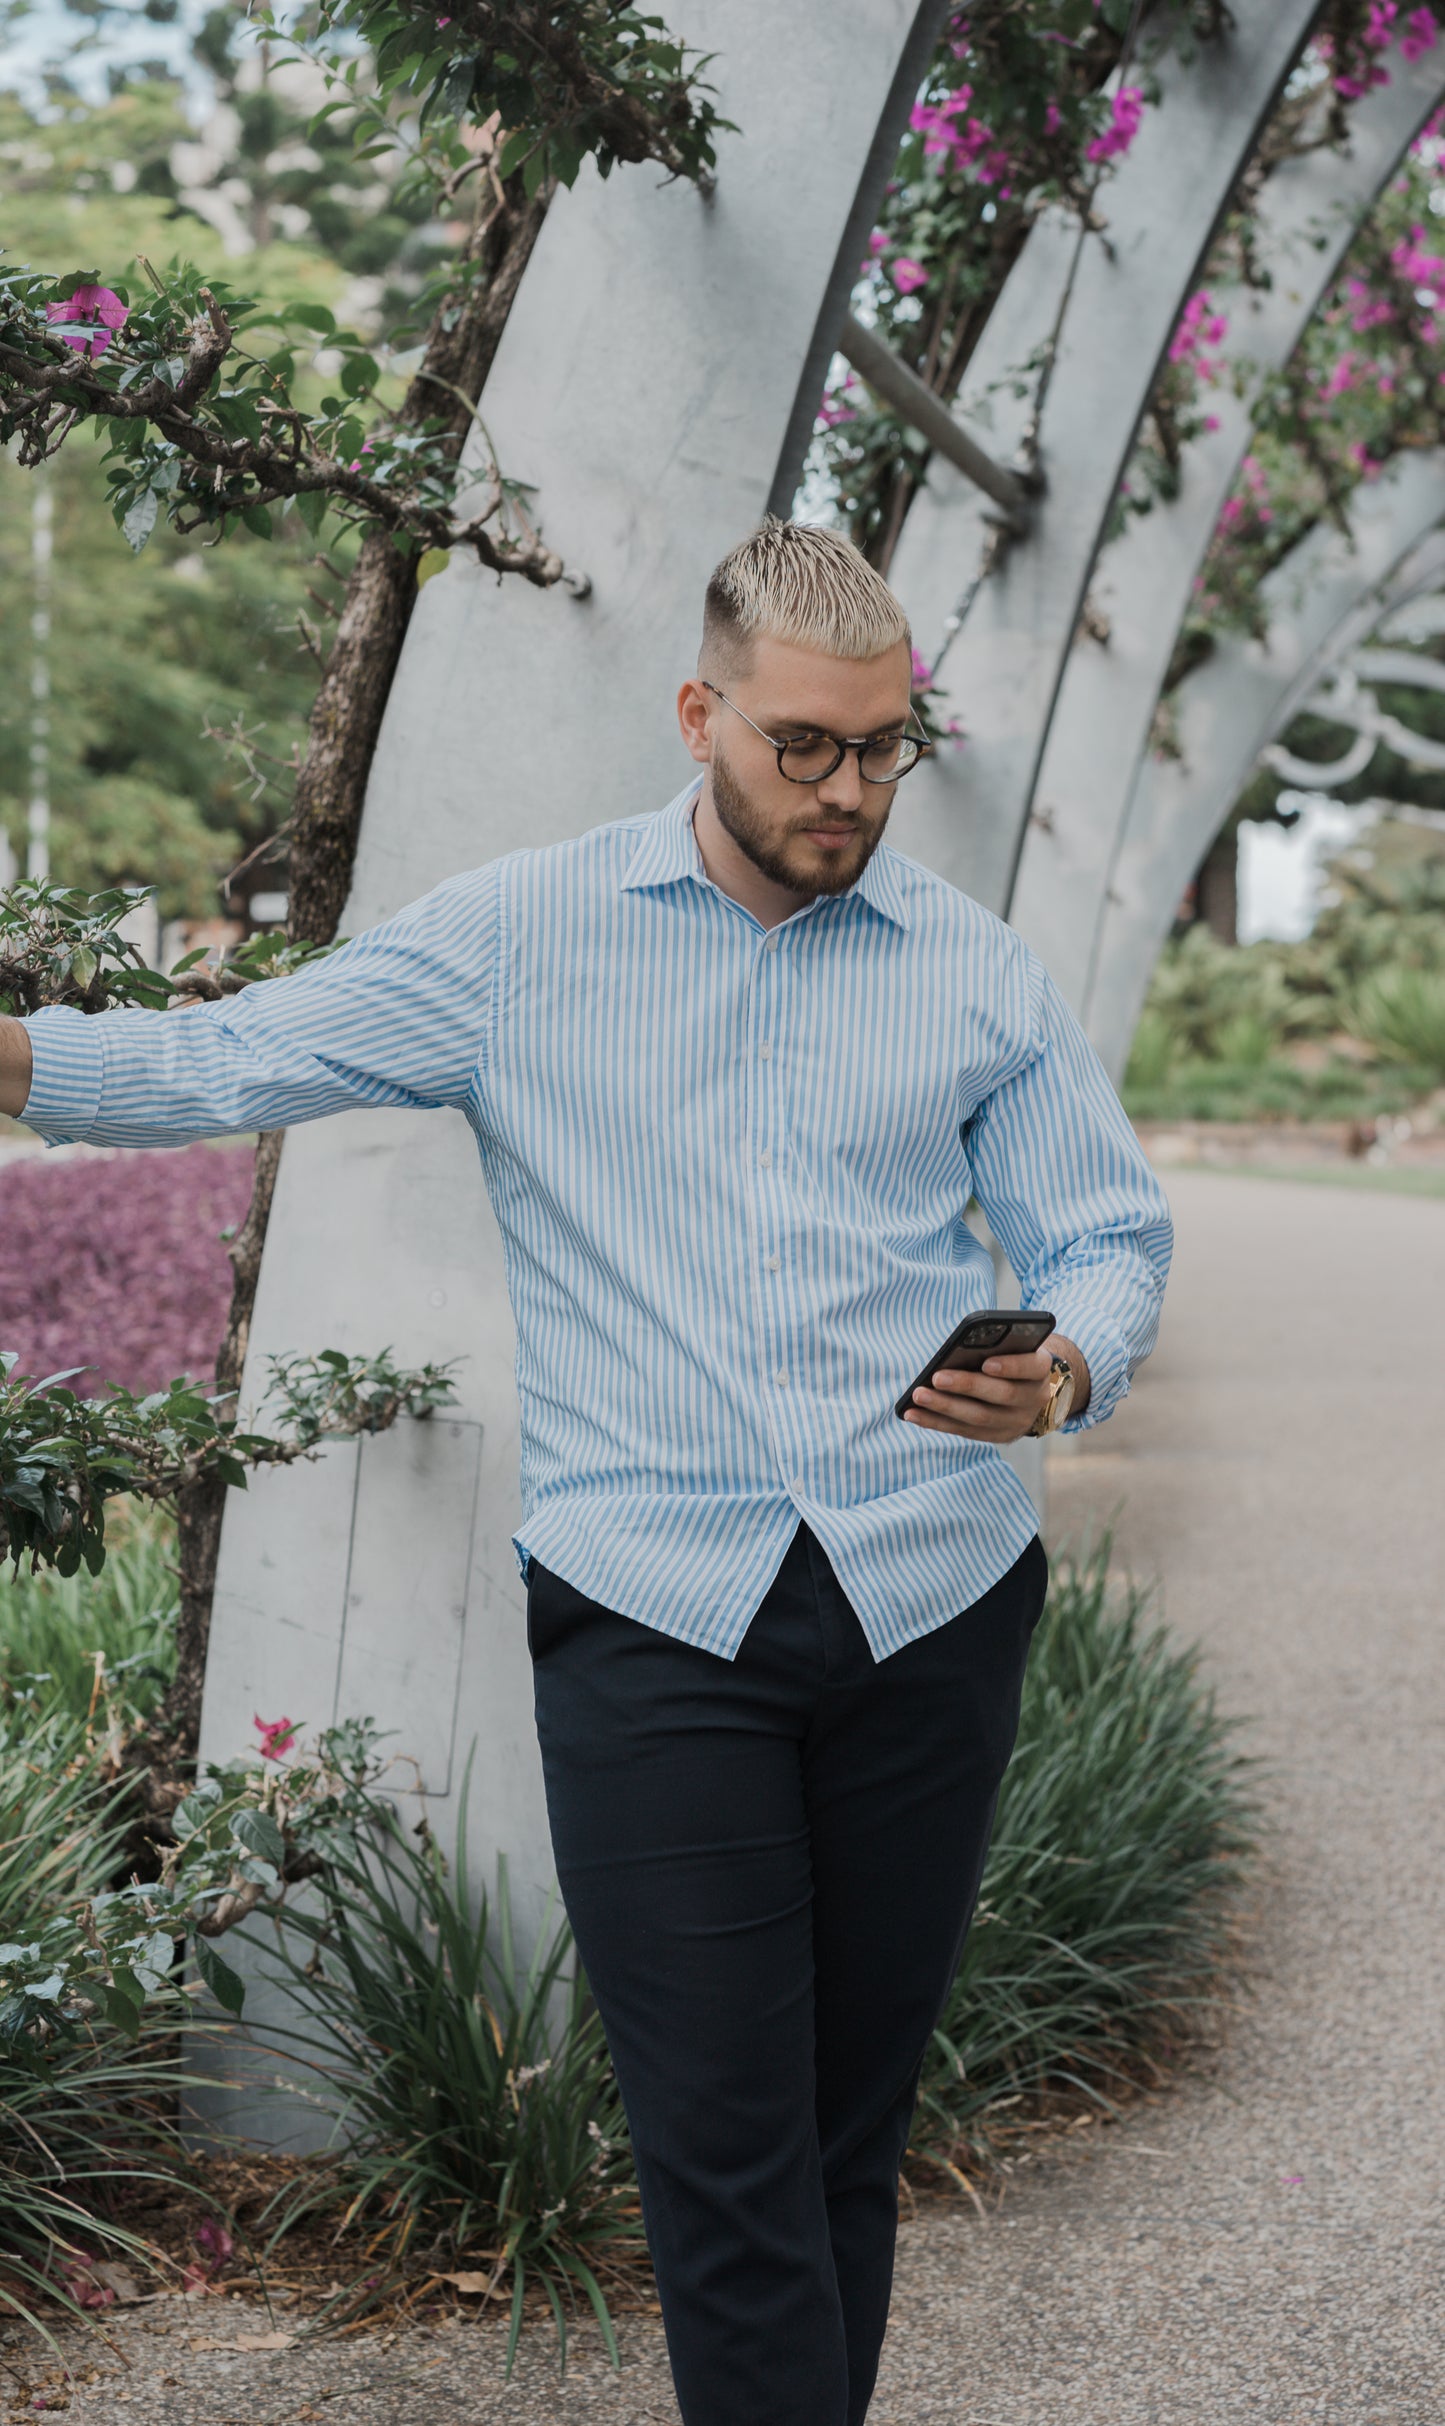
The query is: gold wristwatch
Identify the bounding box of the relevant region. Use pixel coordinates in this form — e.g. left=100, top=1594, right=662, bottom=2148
left=1028, top=1353, right=1075, bottom=1438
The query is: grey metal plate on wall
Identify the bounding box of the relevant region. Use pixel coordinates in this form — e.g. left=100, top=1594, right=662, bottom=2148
left=335, top=1416, right=483, bottom=1800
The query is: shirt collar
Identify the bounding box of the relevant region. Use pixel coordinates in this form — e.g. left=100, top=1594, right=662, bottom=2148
left=619, top=781, right=911, bottom=930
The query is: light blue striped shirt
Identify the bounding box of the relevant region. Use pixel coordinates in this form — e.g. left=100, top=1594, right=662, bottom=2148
left=22, top=782, right=1171, bottom=1658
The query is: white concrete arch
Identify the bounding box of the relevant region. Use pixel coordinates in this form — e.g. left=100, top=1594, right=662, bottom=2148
left=1086, top=447, right=1445, bottom=1082
left=883, top=0, right=1323, bottom=917
left=1009, top=42, right=1445, bottom=1014
left=198, top=0, right=957, bottom=2082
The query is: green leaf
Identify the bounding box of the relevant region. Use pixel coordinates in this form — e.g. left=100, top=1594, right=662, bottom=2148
left=296, top=486, right=328, bottom=536
left=340, top=352, right=379, bottom=397
left=98, top=1983, right=142, bottom=2038
left=240, top=502, right=275, bottom=541
left=122, top=490, right=159, bottom=553
left=230, top=1807, right=285, bottom=1866
left=193, top=1935, right=246, bottom=2015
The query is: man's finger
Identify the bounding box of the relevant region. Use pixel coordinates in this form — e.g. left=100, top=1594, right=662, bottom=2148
left=980, top=1347, right=1052, bottom=1381
left=926, top=1367, right=1034, bottom=1408
left=910, top=1385, right=1014, bottom=1426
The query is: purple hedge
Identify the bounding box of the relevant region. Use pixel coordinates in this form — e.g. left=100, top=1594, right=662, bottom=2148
left=0, top=1143, right=256, bottom=1396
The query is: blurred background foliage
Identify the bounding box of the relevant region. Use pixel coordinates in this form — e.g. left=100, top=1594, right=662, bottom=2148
left=0, top=2, right=450, bottom=916
left=1125, top=813, right=1445, bottom=1121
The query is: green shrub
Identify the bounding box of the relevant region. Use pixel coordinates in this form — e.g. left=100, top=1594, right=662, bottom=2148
left=0, top=1505, right=178, bottom=1728
left=1350, top=967, right=1445, bottom=1081
left=253, top=1799, right=640, bottom=2371
left=0, top=1698, right=201, bottom=2334
left=913, top=1542, right=1256, bottom=2165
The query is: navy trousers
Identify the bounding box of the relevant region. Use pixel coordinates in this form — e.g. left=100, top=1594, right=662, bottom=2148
left=527, top=1522, right=1048, bottom=2426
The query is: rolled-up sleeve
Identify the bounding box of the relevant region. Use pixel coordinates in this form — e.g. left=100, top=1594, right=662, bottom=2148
left=21, top=862, right=503, bottom=1151
left=965, top=954, right=1172, bottom=1431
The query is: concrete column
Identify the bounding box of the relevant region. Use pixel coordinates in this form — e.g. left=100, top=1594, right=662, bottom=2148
left=199, top=0, right=952, bottom=2116
left=1087, top=452, right=1445, bottom=1081
left=1007, top=44, right=1445, bottom=1018
left=882, top=0, right=1322, bottom=917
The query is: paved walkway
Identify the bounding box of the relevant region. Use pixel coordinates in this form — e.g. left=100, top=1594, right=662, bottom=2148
left=55, top=1172, right=1445, bottom=2424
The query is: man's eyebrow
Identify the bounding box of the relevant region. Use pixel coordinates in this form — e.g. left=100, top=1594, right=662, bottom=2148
left=762, top=715, right=909, bottom=738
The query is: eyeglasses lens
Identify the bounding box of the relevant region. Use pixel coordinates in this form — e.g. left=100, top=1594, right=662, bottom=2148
left=777, top=735, right=920, bottom=784
left=859, top=737, right=918, bottom=782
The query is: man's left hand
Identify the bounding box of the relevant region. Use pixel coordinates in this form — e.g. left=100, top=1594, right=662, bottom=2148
left=901, top=1333, right=1090, bottom=1443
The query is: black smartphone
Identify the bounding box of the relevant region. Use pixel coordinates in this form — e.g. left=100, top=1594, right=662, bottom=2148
left=894, top=1308, right=1056, bottom=1422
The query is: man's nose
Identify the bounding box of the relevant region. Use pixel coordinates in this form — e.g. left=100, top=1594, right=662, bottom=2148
left=813, top=753, right=866, bottom=813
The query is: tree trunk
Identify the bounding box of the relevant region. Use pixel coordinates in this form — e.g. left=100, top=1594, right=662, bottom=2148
left=160, top=168, right=552, bottom=1767
left=286, top=177, right=551, bottom=946
left=164, top=1125, right=285, bottom=1765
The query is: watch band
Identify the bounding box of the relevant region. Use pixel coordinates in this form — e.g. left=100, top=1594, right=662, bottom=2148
left=1028, top=1353, right=1075, bottom=1438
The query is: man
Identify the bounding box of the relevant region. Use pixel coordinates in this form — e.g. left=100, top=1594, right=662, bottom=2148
left=0, top=520, right=1171, bottom=2426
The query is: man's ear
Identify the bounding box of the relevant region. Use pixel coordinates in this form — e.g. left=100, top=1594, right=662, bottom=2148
left=677, top=676, right=714, bottom=767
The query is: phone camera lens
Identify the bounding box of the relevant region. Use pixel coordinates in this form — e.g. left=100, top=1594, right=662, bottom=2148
left=967, top=1320, right=1009, bottom=1348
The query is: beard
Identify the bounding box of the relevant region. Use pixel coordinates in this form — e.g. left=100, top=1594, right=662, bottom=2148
left=710, top=743, right=892, bottom=897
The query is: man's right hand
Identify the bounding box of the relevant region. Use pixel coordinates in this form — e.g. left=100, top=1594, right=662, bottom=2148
left=0, top=1017, right=33, bottom=1119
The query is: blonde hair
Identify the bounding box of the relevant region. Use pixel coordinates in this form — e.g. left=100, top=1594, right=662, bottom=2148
left=701, top=519, right=910, bottom=675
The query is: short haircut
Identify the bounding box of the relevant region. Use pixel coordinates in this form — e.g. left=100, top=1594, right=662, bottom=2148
left=701, top=519, right=910, bottom=678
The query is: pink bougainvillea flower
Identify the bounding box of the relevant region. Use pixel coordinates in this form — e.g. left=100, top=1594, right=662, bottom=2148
left=1168, top=290, right=1228, bottom=382
left=194, top=2217, right=235, bottom=2271
left=45, top=283, right=128, bottom=360
left=1320, top=350, right=1360, bottom=400
left=1086, top=86, right=1144, bottom=163
left=1044, top=99, right=1064, bottom=135
left=1365, top=0, right=1399, bottom=42
left=60, top=2261, right=115, bottom=2311
left=910, top=647, right=934, bottom=692
left=1390, top=223, right=1445, bottom=293
left=1401, top=6, right=1440, bottom=59
left=254, top=1714, right=297, bottom=1761
left=891, top=256, right=928, bottom=295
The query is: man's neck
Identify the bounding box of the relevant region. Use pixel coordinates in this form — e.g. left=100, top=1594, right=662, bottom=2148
left=691, top=780, right=814, bottom=932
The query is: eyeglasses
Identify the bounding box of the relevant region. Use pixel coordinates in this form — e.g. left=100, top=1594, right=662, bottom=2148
left=701, top=682, right=932, bottom=786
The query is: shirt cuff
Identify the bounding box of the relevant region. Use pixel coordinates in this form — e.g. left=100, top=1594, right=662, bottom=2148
left=1050, top=1302, right=1133, bottom=1434
left=18, top=1007, right=106, bottom=1142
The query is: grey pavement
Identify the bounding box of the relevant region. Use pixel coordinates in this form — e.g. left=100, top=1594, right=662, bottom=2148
left=35, top=1170, right=1445, bottom=2422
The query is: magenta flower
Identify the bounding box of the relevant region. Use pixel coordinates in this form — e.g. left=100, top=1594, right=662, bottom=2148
left=1086, top=86, right=1144, bottom=164
left=1401, top=6, right=1439, bottom=58
left=45, top=283, right=128, bottom=360
left=891, top=257, right=928, bottom=295
left=1168, top=289, right=1228, bottom=381
left=1044, top=99, right=1063, bottom=135
left=1390, top=224, right=1445, bottom=292
left=194, top=2218, right=235, bottom=2271
left=254, top=1714, right=297, bottom=1761
left=910, top=648, right=934, bottom=692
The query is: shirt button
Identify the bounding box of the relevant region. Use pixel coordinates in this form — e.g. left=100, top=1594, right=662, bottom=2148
left=765, top=933, right=780, bottom=953
left=759, top=1148, right=772, bottom=1169
left=791, top=1477, right=805, bottom=1495
left=767, top=1254, right=781, bottom=1272
left=760, top=1041, right=772, bottom=1060
left=775, top=1367, right=788, bottom=1386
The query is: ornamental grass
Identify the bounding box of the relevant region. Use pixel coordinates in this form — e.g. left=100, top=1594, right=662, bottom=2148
left=0, top=1528, right=1258, bottom=2367
left=913, top=1540, right=1258, bottom=2174
left=246, top=1801, right=641, bottom=2374
left=0, top=1695, right=204, bottom=2340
